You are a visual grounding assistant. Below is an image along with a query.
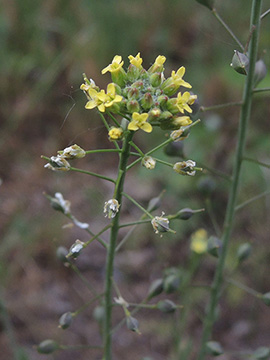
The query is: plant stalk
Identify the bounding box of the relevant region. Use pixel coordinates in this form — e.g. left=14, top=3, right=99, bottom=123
left=196, top=1, right=262, bottom=358
left=103, top=131, right=133, bottom=359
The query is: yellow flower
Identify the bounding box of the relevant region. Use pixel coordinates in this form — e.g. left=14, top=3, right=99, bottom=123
left=85, top=83, right=122, bottom=112
left=176, top=92, right=194, bottom=114
left=128, top=52, right=143, bottom=68
left=171, top=67, right=192, bottom=88
left=154, top=55, right=166, bottom=67
left=108, top=127, right=123, bottom=141
left=173, top=116, right=192, bottom=127
left=148, top=55, right=166, bottom=73
left=190, top=229, right=208, bottom=254
left=101, top=55, right=124, bottom=74
left=128, top=112, right=153, bottom=133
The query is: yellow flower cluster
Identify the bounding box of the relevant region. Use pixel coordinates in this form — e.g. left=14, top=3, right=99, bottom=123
left=81, top=53, right=198, bottom=136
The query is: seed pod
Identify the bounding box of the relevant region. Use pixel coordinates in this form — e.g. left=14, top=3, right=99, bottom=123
left=37, top=339, right=59, bottom=354
left=176, top=208, right=194, bottom=220
left=56, top=246, right=69, bottom=263
left=231, top=50, right=249, bottom=75
left=164, top=141, right=185, bottom=157
left=163, top=274, right=180, bottom=294
left=147, top=196, right=162, bottom=212
left=254, top=59, right=267, bottom=86
left=237, top=243, right=252, bottom=262
left=126, top=316, right=140, bottom=334
left=195, top=0, right=215, bottom=10
left=207, top=236, right=223, bottom=258
left=59, top=312, right=73, bottom=329
left=261, top=292, right=270, bottom=306
left=157, top=299, right=177, bottom=313
left=253, top=347, right=270, bottom=360
left=93, top=306, right=105, bottom=323
left=147, top=278, right=164, bottom=299
left=206, top=341, right=224, bottom=356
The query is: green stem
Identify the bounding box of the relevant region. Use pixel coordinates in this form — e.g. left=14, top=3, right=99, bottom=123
left=70, top=167, right=115, bottom=183
left=122, top=192, right=153, bottom=219
left=212, top=8, right=245, bottom=51
left=261, top=8, right=270, bottom=19
left=200, top=101, right=242, bottom=112
left=235, top=189, right=270, bottom=212
left=85, top=149, right=140, bottom=156
left=103, top=131, right=133, bottom=359
left=197, top=1, right=262, bottom=359
left=253, top=87, right=270, bottom=93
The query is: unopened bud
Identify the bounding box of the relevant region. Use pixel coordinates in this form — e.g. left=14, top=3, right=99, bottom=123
left=126, top=316, right=141, bottom=334
left=253, top=347, right=270, bottom=360
left=206, top=341, right=224, bottom=356
left=164, top=141, right=185, bottom=158
left=37, top=339, right=59, bottom=354
left=141, top=93, right=154, bottom=111
left=231, top=50, right=249, bottom=75
left=108, top=127, right=123, bottom=141
left=127, top=99, right=140, bottom=113
left=147, top=196, right=162, bottom=212
left=237, top=243, right=252, bottom=262
left=261, top=292, right=270, bottom=306
left=207, top=236, right=222, bottom=258
left=148, top=108, right=161, bottom=122
left=176, top=208, right=195, bottom=220
left=127, top=86, right=139, bottom=99
left=150, top=72, right=163, bottom=87
left=127, top=64, right=140, bottom=82
left=163, top=274, right=180, bottom=294
left=147, top=278, right=164, bottom=299
left=157, top=299, right=177, bottom=313
left=254, top=59, right=267, bottom=86
left=59, top=312, right=73, bottom=329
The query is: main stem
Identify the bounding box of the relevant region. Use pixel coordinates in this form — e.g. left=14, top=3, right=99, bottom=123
left=197, top=1, right=262, bottom=359
left=103, top=131, right=133, bottom=360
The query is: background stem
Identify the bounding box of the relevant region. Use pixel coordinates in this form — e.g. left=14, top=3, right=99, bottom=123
left=196, top=1, right=262, bottom=358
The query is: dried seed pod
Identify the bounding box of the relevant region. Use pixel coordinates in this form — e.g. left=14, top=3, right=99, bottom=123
left=59, top=312, right=73, bottom=329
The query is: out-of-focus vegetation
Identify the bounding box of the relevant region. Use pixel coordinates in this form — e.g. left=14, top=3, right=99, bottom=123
left=0, top=0, right=270, bottom=359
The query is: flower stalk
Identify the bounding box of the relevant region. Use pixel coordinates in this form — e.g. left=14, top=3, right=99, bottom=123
left=197, top=1, right=263, bottom=359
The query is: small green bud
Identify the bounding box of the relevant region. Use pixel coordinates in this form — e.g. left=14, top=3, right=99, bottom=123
left=126, top=316, right=141, bottom=334
left=261, top=292, right=270, bottom=306
left=206, top=341, right=224, bottom=356
left=127, top=64, right=140, bottom=82
left=59, top=311, right=73, bottom=329
left=111, top=68, right=127, bottom=88
left=157, top=95, right=168, bottom=107
left=195, top=0, right=215, bottom=10
left=147, top=196, right=162, bottom=212
left=253, top=347, right=270, bottom=360
left=163, top=274, right=180, bottom=293
left=56, top=246, right=69, bottom=263
left=147, top=278, right=164, bottom=299
left=93, top=306, right=105, bottom=322
left=149, top=72, right=162, bottom=87
left=127, top=99, right=140, bottom=113
left=164, top=141, right=185, bottom=158
left=176, top=208, right=195, bottom=220
left=127, top=86, right=139, bottom=99
left=141, top=92, right=154, bottom=111
left=157, top=299, right=177, bottom=313
left=207, top=236, right=223, bottom=258
left=148, top=108, right=161, bottom=122
left=37, top=339, right=59, bottom=354
left=237, top=243, right=252, bottom=262
left=254, top=59, right=267, bottom=86
left=231, top=50, right=249, bottom=75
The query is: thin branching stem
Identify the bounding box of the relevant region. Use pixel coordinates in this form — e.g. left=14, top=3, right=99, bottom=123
left=235, top=189, right=270, bottom=212
left=261, top=8, right=270, bottom=19
left=253, top=87, right=270, bottom=93
left=242, top=156, right=270, bottom=169
left=197, top=1, right=263, bottom=358
left=200, top=101, right=242, bottom=112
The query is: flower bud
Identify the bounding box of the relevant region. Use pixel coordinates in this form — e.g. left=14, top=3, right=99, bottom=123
left=261, top=292, right=270, bottom=306
left=108, top=127, right=123, bottom=141
left=126, top=316, right=141, bottom=334
left=253, top=347, right=270, bottom=360
left=176, top=208, right=194, bottom=220
left=206, top=341, right=224, bottom=356
left=237, top=243, right=252, bottom=262
left=59, top=312, right=73, bottom=329
left=69, top=239, right=85, bottom=258
left=231, top=50, right=249, bottom=75
left=207, top=236, right=222, bottom=258
left=150, top=72, right=163, bottom=87
left=127, top=99, right=140, bottom=113
left=159, top=111, right=173, bottom=122
left=37, top=339, right=59, bottom=354
left=127, top=86, right=139, bottom=99
left=254, top=59, right=267, bottom=86
left=111, top=68, right=127, bottom=88
left=166, top=98, right=179, bottom=115
left=141, top=93, right=154, bottom=111
left=157, top=299, right=177, bottom=313
left=127, top=64, right=140, bottom=82
left=148, top=108, right=161, bottom=122
left=157, top=95, right=168, bottom=107
left=147, top=278, right=164, bottom=299
left=142, top=156, right=156, bottom=170
left=195, top=0, right=215, bottom=10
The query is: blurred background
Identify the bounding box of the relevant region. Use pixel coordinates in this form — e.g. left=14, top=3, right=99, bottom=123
left=0, top=0, right=270, bottom=359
